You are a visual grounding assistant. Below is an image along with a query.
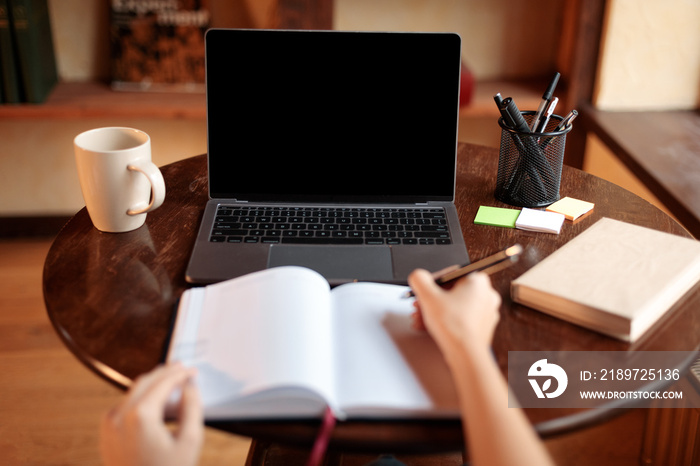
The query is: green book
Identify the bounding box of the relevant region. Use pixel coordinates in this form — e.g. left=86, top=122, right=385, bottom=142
left=8, top=0, right=57, bottom=103
left=0, top=0, right=21, bottom=103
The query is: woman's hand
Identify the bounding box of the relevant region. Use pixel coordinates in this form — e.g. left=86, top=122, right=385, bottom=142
left=100, top=363, right=203, bottom=466
left=409, top=269, right=501, bottom=354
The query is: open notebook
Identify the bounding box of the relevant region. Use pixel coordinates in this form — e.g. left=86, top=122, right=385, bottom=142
left=169, top=266, right=460, bottom=420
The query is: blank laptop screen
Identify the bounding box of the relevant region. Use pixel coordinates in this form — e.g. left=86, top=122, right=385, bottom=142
left=206, top=29, right=461, bottom=203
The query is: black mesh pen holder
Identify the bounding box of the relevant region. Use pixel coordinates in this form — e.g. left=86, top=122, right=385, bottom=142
left=495, top=112, right=571, bottom=208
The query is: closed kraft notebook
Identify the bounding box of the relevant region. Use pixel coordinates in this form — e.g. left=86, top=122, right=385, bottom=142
left=167, top=266, right=459, bottom=420
left=511, top=218, right=700, bottom=342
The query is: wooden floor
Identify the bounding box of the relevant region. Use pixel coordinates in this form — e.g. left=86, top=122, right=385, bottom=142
left=0, top=237, right=649, bottom=465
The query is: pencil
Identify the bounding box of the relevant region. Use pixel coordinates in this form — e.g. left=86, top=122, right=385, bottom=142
left=402, top=244, right=523, bottom=298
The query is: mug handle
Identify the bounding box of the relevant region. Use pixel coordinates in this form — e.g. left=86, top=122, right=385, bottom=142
left=126, top=162, right=166, bottom=215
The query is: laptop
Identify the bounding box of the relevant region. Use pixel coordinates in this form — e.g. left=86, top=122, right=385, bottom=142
left=185, top=28, right=469, bottom=285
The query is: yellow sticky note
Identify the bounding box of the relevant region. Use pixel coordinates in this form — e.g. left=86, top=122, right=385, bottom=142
left=546, top=197, right=594, bottom=221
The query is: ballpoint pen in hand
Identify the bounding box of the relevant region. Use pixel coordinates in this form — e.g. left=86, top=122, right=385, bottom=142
left=530, top=72, right=561, bottom=132
left=402, top=244, right=523, bottom=298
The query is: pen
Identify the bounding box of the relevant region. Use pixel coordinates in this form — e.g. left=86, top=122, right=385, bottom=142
left=494, top=92, right=505, bottom=108
left=540, top=109, right=578, bottom=152
left=501, top=97, right=551, bottom=195
left=494, top=93, right=528, bottom=194
left=553, top=109, right=578, bottom=132
left=535, top=97, right=558, bottom=134
left=494, top=93, right=523, bottom=132
left=501, top=97, right=532, bottom=133
left=402, top=244, right=523, bottom=298
left=530, top=72, right=561, bottom=132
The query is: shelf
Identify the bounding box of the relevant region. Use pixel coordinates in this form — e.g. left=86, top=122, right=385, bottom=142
left=0, top=78, right=552, bottom=121
left=0, top=82, right=206, bottom=120
left=582, top=105, right=700, bottom=237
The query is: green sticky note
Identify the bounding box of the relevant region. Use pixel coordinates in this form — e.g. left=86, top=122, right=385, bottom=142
left=474, top=206, right=521, bottom=228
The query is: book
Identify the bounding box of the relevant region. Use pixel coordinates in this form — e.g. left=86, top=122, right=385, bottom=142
left=0, top=0, right=22, bottom=103
left=110, top=0, right=209, bottom=92
left=167, top=266, right=459, bottom=420
left=7, top=0, right=58, bottom=103
left=511, top=218, right=700, bottom=342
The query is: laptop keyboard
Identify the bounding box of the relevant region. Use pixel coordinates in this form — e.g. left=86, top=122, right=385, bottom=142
left=209, top=206, right=452, bottom=245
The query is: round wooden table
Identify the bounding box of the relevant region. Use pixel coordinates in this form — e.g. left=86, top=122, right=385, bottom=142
left=43, top=142, right=700, bottom=454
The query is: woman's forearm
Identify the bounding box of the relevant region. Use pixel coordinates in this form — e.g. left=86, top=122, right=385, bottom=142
left=444, top=343, right=555, bottom=466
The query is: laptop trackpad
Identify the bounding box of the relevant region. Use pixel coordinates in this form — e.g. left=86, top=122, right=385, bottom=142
left=268, top=245, right=394, bottom=282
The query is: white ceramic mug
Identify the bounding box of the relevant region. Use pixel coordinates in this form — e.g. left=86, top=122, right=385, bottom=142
left=74, top=127, right=166, bottom=233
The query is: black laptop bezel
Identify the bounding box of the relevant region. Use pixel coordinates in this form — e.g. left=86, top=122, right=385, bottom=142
left=204, top=29, right=462, bottom=204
